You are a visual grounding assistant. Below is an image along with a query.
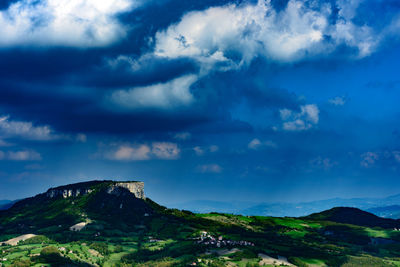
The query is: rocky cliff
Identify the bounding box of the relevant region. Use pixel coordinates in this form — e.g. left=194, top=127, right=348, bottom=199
left=45, top=180, right=145, bottom=200
left=106, top=182, right=145, bottom=199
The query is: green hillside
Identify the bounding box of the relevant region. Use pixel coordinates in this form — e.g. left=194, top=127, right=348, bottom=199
left=304, top=207, right=400, bottom=229
left=1, top=181, right=400, bottom=267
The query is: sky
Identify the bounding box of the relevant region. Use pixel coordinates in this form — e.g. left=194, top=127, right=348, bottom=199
left=0, top=0, right=400, bottom=205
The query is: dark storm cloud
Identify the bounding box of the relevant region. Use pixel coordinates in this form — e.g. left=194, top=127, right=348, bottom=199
left=0, top=48, right=104, bottom=82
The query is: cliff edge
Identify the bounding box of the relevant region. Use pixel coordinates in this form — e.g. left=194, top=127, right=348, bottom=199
left=45, top=180, right=145, bottom=199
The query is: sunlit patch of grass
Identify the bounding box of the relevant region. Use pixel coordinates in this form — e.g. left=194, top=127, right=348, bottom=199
left=364, top=228, right=391, bottom=238
left=299, top=257, right=327, bottom=266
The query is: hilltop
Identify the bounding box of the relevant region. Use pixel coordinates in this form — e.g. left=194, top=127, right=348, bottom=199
left=304, top=207, right=400, bottom=229
left=0, top=180, right=158, bottom=237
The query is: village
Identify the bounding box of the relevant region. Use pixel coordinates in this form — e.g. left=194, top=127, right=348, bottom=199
left=195, top=231, right=255, bottom=248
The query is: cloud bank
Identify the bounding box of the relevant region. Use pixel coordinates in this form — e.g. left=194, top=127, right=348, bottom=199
left=0, top=115, right=59, bottom=141
left=102, top=142, right=180, bottom=161
left=0, top=0, right=136, bottom=47
left=154, top=0, right=383, bottom=71
left=279, top=104, right=319, bottom=131
left=0, top=149, right=41, bottom=161
left=110, top=75, right=198, bottom=110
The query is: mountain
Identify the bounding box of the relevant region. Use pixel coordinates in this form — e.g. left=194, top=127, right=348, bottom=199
left=0, top=180, right=160, bottom=236
left=0, top=199, right=14, bottom=210
left=172, top=193, right=400, bottom=217
left=169, top=200, right=257, bottom=214
left=0, top=200, right=12, bottom=205
left=304, top=207, right=400, bottom=229
left=367, top=205, right=400, bottom=219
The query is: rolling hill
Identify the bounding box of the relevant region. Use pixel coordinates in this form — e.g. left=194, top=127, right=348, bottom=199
left=304, top=207, right=400, bottom=229
left=172, top=193, right=400, bottom=218
left=2, top=180, right=400, bottom=266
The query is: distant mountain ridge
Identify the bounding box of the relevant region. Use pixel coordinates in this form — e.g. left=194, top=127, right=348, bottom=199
left=367, top=205, right=400, bottom=219
left=0, top=200, right=16, bottom=210
left=171, top=193, right=400, bottom=218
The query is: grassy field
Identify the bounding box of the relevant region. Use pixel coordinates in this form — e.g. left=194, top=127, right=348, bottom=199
left=2, top=183, right=400, bottom=266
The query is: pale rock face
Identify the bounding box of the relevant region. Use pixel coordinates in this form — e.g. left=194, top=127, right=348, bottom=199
left=45, top=181, right=145, bottom=199
left=46, top=188, right=93, bottom=199
left=69, top=222, right=88, bottom=231
left=106, top=182, right=145, bottom=199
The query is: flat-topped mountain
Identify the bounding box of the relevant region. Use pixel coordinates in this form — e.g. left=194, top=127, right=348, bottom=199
left=0, top=180, right=159, bottom=236
left=45, top=180, right=145, bottom=199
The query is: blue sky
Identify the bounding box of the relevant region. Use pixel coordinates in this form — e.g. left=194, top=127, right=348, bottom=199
left=0, top=0, right=400, bottom=205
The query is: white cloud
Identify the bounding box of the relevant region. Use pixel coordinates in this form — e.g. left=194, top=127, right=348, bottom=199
left=154, top=0, right=379, bottom=72
left=193, top=146, right=204, bottom=156
left=197, top=164, right=222, bottom=173
left=209, top=145, right=219, bottom=153
left=360, top=152, right=379, bottom=168
left=329, top=96, right=346, bottom=106
left=0, top=0, right=136, bottom=47
left=248, top=138, right=262, bottom=149
left=110, top=75, right=198, bottom=110
left=173, top=132, right=191, bottom=140
left=0, top=149, right=42, bottom=161
left=193, top=145, right=219, bottom=156
left=109, top=144, right=151, bottom=161
left=0, top=115, right=60, bottom=141
left=248, top=138, right=277, bottom=150
left=310, top=156, right=337, bottom=170
left=103, top=142, right=180, bottom=161
left=279, top=104, right=319, bottom=131
left=151, top=142, right=180, bottom=160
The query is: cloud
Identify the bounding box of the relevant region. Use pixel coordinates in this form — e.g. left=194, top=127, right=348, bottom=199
left=279, top=104, right=319, bottom=131
left=103, top=142, right=180, bottom=161
left=154, top=0, right=381, bottom=72
left=76, top=133, right=87, bottom=143
left=0, top=149, right=42, bottom=161
left=109, top=144, right=151, bottom=161
left=151, top=142, right=180, bottom=160
left=209, top=145, right=219, bottom=153
left=197, top=164, right=222, bottom=173
left=248, top=138, right=277, bottom=150
left=110, top=74, right=198, bottom=110
left=393, top=151, right=400, bottom=163
left=0, top=139, right=11, bottom=147
left=310, top=156, right=337, bottom=170
left=193, top=146, right=204, bottom=156
left=173, top=132, right=191, bottom=140
left=0, top=0, right=136, bottom=47
left=360, top=151, right=379, bottom=168
left=193, top=145, right=219, bottom=156
left=0, top=115, right=60, bottom=141
left=329, top=96, right=346, bottom=106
